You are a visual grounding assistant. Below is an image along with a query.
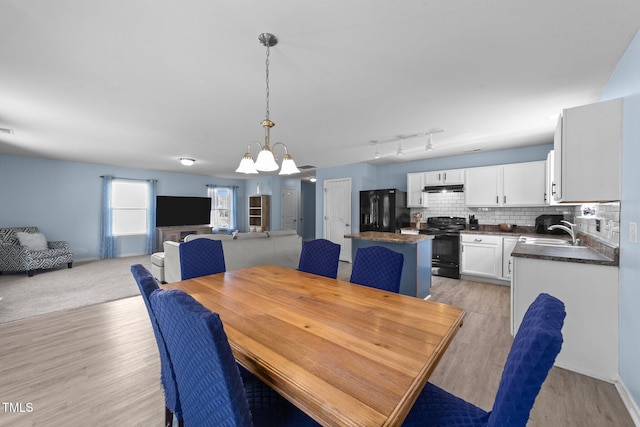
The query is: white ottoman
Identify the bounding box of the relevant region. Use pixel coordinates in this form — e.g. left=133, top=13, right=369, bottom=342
left=150, top=252, right=165, bottom=283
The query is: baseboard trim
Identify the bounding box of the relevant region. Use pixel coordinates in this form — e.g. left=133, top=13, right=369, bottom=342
left=460, top=274, right=510, bottom=286
left=616, top=375, right=640, bottom=426
left=75, top=253, right=148, bottom=263
left=552, top=360, right=616, bottom=383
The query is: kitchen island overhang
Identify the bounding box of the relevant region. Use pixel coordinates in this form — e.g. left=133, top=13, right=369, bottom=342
left=345, top=231, right=434, bottom=299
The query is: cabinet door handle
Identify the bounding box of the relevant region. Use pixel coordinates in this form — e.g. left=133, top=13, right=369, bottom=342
left=504, top=195, right=507, bottom=204
left=474, top=238, right=482, bottom=242
left=443, top=172, right=447, bottom=182
left=496, top=196, right=499, bottom=204
left=438, top=173, right=441, bottom=181
left=508, top=259, right=512, bottom=274
left=551, top=182, right=556, bottom=196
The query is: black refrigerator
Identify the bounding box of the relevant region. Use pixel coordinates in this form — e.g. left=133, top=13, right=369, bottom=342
left=359, top=189, right=410, bottom=233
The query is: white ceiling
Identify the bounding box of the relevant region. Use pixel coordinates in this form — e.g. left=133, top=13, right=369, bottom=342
left=1, top=1, right=639, bottom=179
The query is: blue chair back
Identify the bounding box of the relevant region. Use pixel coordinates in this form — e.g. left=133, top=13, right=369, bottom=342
left=179, top=238, right=226, bottom=280
left=487, top=293, right=565, bottom=426
left=403, top=293, right=565, bottom=427
left=298, top=239, right=341, bottom=279
left=130, top=264, right=182, bottom=422
left=350, top=246, right=404, bottom=293
left=150, top=288, right=253, bottom=427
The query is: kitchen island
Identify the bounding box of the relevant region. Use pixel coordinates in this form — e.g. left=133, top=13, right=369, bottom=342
left=345, top=231, right=433, bottom=298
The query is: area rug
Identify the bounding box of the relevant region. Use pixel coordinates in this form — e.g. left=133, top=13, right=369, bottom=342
left=0, top=255, right=151, bottom=323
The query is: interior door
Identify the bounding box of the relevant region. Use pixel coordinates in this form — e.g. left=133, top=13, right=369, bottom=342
left=324, top=178, right=352, bottom=262
left=281, top=187, right=298, bottom=232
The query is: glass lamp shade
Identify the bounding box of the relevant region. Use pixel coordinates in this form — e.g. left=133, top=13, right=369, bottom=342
left=235, top=153, right=258, bottom=174
left=279, top=154, right=300, bottom=175
left=255, top=147, right=279, bottom=171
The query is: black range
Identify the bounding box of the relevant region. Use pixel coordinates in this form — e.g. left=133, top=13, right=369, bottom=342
left=419, top=216, right=466, bottom=279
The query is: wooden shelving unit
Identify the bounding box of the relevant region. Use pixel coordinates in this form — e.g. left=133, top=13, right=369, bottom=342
left=156, top=225, right=211, bottom=252
left=248, top=195, right=270, bottom=232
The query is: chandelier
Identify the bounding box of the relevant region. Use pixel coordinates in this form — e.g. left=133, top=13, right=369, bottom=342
left=236, top=33, right=300, bottom=175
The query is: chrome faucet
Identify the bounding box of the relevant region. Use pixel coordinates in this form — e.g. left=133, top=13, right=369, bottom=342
left=548, top=220, right=579, bottom=245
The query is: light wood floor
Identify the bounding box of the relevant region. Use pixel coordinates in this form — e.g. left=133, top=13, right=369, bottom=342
left=0, top=263, right=633, bottom=426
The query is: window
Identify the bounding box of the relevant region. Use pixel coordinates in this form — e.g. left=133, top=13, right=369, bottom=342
left=111, top=180, right=149, bottom=236
left=209, top=186, right=236, bottom=230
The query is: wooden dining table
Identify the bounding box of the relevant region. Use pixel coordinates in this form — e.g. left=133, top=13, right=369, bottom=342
left=163, top=264, right=465, bottom=427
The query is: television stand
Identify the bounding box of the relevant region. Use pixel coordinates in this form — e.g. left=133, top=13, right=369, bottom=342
left=156, top=225, right=212, bottom=252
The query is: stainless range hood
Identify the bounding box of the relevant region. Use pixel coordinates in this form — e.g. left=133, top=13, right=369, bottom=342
left=423, top=184, right=464, bottom=193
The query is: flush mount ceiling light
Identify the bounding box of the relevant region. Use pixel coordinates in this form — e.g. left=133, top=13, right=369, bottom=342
left=180, top=158, right=195, bottom=166
left=236, top=33, right=300, bottom=176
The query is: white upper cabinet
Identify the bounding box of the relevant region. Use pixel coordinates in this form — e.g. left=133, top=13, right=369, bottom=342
left=464, top=165, right=501, bottom=206
left=546, top=150, right=558, bottom=205
left=465, top=161, right=546, bottom=207
left=554, top=98, right=622, bottom=203
left=425, top=169, right=465, bottom=186
left=502, top=161, right=546, bottom=206
left=407, top=172, right=428, bottom=208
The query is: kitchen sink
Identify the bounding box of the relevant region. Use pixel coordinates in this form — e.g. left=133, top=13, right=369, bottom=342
left=518, top=237, right=576, bottom=247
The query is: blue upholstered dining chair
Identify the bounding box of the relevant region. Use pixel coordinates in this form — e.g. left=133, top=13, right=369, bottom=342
left=298, top=238, right=341, bottom=279
left=149, top=288, right=320, bottom=427
left=402, top=293, right=565, bottom=427
left=179, top=238, right=226, bottom=280
left=349, top=246, right=404, bottom=293
left=130, top=264, right=183, bottom=427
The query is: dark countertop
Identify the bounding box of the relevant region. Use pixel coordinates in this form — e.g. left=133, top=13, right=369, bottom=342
left=460, top=224, right=537, bottom=237
left=511, top=241, right=618, bottom=266
left=461, top=224, right=619, bottom=266
left=345, top=231, right=433, bottom=244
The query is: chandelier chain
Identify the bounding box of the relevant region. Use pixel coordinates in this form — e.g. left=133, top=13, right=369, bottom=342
left=265, top=41, right=270, bottom=121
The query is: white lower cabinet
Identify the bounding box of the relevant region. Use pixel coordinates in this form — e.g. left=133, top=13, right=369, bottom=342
left=461, top=234, right=519, bottom=283
left=512, top=257, right=618, bottom=381
left=501, top=237, right=519, bottom=280
left=460, top=234, right=502, bottom=279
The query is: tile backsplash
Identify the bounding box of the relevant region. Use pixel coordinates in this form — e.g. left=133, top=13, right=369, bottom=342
left=411, top=192, right=620, bottom=246
left=573, top=202, right=620, bottom=246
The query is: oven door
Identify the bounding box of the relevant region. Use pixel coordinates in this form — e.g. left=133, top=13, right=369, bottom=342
left=431, top=233, right=460, bottom=279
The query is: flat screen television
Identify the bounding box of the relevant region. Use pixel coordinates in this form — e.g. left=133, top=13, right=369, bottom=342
left=156, top=196, right=211, bottom=227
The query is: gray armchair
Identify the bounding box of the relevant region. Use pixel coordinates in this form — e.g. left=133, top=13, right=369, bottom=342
left=0, top=227, right=73, bottom=277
